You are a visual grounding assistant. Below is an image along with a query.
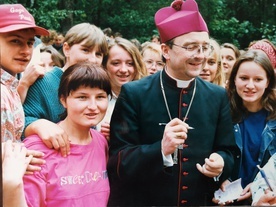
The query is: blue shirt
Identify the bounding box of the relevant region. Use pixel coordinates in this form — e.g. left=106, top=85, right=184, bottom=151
left=239, top=109, right=267, bottom=187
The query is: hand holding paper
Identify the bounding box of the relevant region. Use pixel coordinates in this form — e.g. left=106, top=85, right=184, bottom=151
left=214, top=178, right=243, bottom=203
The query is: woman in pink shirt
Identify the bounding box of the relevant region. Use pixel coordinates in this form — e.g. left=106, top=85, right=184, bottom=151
left=23, top=62, right=111, bottom=207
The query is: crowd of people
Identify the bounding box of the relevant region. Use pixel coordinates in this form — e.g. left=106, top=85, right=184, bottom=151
left=1, top=0, right=276, bottom=206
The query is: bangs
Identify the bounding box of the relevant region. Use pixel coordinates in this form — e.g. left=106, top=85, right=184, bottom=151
left=68, top=71, right=111, bottom=94
left=59, top=62, right=111, bottom=99
left=68, top=69, right=111, bottom=94
left=82, top=36, right=108, bottom=55
left=64, top=23, right=108, bottom=55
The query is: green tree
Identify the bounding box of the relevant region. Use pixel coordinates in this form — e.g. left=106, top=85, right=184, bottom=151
left=3, top=0, right=276, bottom=48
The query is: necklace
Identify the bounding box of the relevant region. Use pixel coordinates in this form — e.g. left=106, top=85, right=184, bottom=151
left=159, top=70, right=197, bottom=164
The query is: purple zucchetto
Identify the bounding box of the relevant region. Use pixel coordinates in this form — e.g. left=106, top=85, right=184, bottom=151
left=155, top=0, right=208, bottom=43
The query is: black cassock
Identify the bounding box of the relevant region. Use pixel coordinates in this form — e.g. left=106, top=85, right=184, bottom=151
left=108, top=70, right=238, bottom=206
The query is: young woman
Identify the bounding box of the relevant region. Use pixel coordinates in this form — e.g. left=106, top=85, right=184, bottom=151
left=199, top=38, right=225, bottom=87
left=217, top=49, right=276, bottom=205
left=22, top=23, right=108, bottom=156
left=220, top=43, right=240, bottom=85
left=248, top=39, right=276, bottom=76
left=97, top=37, right=147, bottom=135
left=141, top=42, right=164, bottom=75
left=23, top=63, right=111, bottom=207
left=39, top=45, right=65, bottom=72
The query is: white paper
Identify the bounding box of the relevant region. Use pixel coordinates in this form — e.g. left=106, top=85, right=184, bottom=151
left=214, top=178, right=243, bottom=203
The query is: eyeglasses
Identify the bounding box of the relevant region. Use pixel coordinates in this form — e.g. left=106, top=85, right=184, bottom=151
left=171, top=43, right=214, bottom=57
left=144, top=60, right=164, bottom=70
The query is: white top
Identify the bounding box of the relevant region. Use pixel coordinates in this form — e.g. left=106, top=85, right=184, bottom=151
left=96, top=92, right=118, bottom=131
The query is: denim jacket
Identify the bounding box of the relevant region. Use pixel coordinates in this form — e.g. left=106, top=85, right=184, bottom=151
left=231, top=119, right=276, bottom=182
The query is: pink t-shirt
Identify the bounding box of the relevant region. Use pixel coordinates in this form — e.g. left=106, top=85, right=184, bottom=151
left=23, top=129, right=110, bottom=207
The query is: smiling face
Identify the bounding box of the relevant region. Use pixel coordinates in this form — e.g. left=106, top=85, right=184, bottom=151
left=199, top=53, right=218, bottom=82
left=234, top=61, right=269, bottom=111
left=55, top=35, right=64, bottom=46
left=0, top=29, right=35, bottom=76
left=143, top=49, right=164, bottom=75
left=63, top=40, right=104, bottom=68
left=163, top=32, right=209, bottom=80
left=60, top=86, right=108, bottom=129
left=40, top=51, right=55, bottom=72
left=221, top=47, right=236, bottom=77
left=106, top=45, right=136, bottom=93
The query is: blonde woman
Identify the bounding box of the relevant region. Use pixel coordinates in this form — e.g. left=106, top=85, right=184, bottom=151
left=23, top=23, right=108, bottom=155
left=141, top=42, right=164, bottom=75
left=220, top=42, right=240, bottom=85
left=97, top=37, right=147, bottom=136
left=200, top=38, right=225, bottom=87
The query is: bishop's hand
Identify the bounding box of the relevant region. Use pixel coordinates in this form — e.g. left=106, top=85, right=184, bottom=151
left=161, top=118, right=189, bottom=156
left=196, top=153, right=224, bottom=178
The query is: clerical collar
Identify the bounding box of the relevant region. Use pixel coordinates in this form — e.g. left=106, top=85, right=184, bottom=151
left=165, top=69, right=194, bottom=88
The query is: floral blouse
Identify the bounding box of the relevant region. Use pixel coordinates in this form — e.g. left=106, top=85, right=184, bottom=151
left=1, top=68, right=24, bottom=142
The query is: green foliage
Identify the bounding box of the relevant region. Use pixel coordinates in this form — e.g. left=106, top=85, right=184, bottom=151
left=3, top=0, right=276, bottom=48
left=99, top=0, right=166, bottom=43
left=28, top=0, right=84, bottom=32
left=260, top=23, right=276, bottom=45
left=210, top=17, right=258, bottom=48
left=30, top=9, right=68, bottom=31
